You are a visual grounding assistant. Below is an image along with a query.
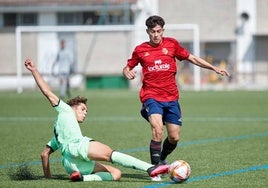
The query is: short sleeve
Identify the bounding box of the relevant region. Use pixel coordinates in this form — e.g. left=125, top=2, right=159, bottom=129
left=46, top=137, right=59, bottom=152
left=174, top=40, right=190, bottom=60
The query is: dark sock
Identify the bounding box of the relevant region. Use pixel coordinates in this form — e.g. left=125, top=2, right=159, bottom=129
left=160, top=137, right=177, bottom=161
left=150, top=140, right=162, bottom=165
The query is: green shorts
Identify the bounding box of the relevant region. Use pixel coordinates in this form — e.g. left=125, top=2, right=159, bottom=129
left=62, top=136, right=96, bottom=175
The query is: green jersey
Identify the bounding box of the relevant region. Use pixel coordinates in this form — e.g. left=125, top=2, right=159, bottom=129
left=54, top=100, right=83, bottom=153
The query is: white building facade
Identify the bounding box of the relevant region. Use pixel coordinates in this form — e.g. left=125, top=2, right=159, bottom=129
left=0, top=0, right=267, bottom=90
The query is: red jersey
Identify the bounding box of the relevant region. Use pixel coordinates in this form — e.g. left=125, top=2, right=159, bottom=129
left=127, top=37, right=190, bottom=103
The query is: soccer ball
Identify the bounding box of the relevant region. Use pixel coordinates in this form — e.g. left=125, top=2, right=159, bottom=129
left=168, top=160, right=191, bottom=183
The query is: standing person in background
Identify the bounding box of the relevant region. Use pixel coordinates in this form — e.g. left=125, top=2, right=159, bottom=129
left=122, top=15, right=230, bottom=181
left=53, top=39, right=74, bottom=99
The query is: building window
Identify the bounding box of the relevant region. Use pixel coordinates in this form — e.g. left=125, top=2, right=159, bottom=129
left=3, top=13, right=37, bottom=27
left=83, top=12, right=99, bottom=25
left=3, top=13, right=16, bottom=26
left=90, top=10, right=133, bottom=25
left=57, top=12, right=83, bottom=25
left=58, top=11, right=133, bottom=26
left=20, top=13, right=37, bottom=25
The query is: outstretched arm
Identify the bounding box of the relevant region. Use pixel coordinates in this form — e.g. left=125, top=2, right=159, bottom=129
left=24, top=58, right=59, bottom=106
left=187, top=54, right=230, bottom=77
left=40, top=146, right=54, bottom=178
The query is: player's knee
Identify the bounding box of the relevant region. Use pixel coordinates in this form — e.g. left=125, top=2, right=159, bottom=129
left=112, top=169, right=122, bottom=181
left=168, top=135, right=179, bottom=144
left=103, top=150, right=113, bottom=162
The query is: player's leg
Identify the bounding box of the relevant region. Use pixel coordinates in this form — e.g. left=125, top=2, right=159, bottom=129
left=79, top=162, right=121, bottom=181
left=66, top=75, right=71, bottom=97
left=141, top=99, right=164, bottom=165
left=88, top=141, right=152, bottom=170
left=148, top=114, right=164, bottom=165
left=160, top=123, right=180, bottom=163
left=87, top=140, right=113, bottom=161
left=66, top=138, right=117, bottom=181
left=160, top=101, right=182, bottom=163
left=111, top=150, right=169, bottom=178
left=59, top=74, right=67, bottom=98
left=91, top=162, right=121, bottom=180
left=88, top=141, right=168, bottom=177
left=68, top=160, right=117, bottom=181
left=165, top=123, right=180, bottom=144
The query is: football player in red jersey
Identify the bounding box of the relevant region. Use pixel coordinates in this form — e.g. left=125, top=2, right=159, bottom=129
left=123, top=15, right=230, bottom=180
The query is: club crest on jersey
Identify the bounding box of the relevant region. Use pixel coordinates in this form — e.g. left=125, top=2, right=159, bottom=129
left=148, top=59, right=170, bottom=72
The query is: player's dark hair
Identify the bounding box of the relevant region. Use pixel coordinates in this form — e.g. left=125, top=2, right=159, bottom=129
left=145, top=15, right=165, bottom=29
left=67, top=96, right=87, bottom=106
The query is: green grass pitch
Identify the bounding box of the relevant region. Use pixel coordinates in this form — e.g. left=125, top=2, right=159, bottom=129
left=0, top=89, right=267, bottom=188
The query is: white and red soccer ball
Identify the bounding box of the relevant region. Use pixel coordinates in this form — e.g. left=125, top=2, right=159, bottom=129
left=168, top=160, right=191, bottom=183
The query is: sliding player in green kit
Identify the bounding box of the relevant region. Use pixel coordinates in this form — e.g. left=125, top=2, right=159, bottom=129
left=25, top=58, right=168, bottom=182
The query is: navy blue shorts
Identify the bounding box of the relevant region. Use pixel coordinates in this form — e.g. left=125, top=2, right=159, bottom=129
left=140, top=98, right=182, bottom=126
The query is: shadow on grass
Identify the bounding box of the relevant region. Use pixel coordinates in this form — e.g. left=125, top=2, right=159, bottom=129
left=7, top=165, right=160, bottom=183
left=7, top=164, right=68, bottom=181
left=122, top=173, right=151, bottom=182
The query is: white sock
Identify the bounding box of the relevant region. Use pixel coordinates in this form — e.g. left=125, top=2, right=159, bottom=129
left=83, top=174, right=102, bottom=181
